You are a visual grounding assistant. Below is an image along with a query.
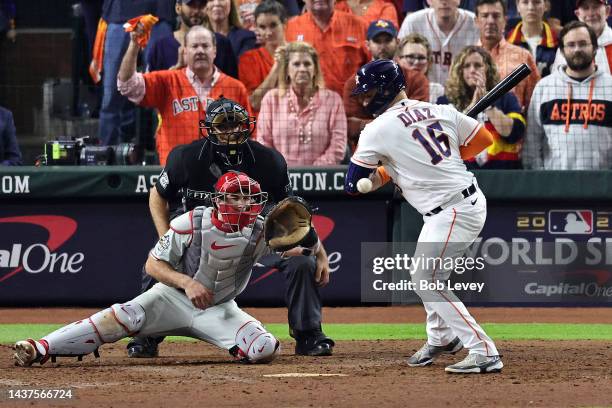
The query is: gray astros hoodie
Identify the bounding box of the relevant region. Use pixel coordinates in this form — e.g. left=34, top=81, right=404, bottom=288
left=523, top=64, right=612, bottom=170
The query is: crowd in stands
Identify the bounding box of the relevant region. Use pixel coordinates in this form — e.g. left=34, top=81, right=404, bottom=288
left=2, top=0, right=612, bottom=170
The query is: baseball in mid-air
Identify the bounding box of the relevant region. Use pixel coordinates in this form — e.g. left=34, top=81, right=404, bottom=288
left=357, top=178, right=373, bottom=194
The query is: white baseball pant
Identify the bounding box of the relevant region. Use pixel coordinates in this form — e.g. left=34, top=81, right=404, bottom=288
left=411, top=186, right=499, bottom=356
left=132, top=283, right=269, bottom=350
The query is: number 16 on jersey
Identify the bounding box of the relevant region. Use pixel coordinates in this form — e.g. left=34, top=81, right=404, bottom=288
left=397, top=114, right=452, bottom=165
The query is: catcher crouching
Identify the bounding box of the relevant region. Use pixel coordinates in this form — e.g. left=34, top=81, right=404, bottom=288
left=13, top=172, right=322, bottom=367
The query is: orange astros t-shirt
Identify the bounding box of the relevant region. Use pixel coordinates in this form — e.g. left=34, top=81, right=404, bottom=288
left=285, top=11, right=369, bottom=96
left=140, top=68, right=252, bottom=165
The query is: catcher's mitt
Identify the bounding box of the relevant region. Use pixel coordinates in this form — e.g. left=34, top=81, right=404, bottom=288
left=264, top=196, right=318, bottom=251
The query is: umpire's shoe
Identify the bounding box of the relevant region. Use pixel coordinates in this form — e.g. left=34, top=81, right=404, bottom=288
left=294, top=328, right=335, bottom=356
left=407, top=337, right=463, bottom=367
left=127, top=336, right=160, bottom=358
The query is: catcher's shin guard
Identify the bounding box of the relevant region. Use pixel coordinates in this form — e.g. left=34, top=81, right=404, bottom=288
left=42, top=303, right=145, bottom=357
left=234, top=321, right=280, bottom=363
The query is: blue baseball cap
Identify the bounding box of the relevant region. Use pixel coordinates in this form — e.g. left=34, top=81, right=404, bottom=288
left=367, top=19, right=398, bottom=40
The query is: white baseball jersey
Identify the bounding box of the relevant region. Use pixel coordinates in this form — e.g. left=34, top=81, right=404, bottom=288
left=398, top=8, right=479, bottom=85
left=351, top=99, right=481, bottom=214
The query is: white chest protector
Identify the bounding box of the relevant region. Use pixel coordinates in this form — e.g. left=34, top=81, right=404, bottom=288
left=183, top=207, right=268, bottom=305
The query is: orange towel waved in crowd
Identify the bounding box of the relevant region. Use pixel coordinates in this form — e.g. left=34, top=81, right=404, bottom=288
left=89, top=18, right=108, bottom=84
left=124, top=14, right=159, bottom=48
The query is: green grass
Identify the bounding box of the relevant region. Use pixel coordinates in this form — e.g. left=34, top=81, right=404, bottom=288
left=1, top=323, right=612, bottom=343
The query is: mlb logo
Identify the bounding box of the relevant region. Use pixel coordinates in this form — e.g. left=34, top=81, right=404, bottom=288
left=548, top=210, right=593, bottom=234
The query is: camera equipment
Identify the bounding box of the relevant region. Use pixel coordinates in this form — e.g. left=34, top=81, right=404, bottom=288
left=41, top=137, right=137, bottom=166
left=44, top=139, right=80, bottom=165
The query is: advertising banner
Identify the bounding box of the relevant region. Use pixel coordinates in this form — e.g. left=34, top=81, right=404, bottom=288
left=0, top=200, right=156, bottom=305
left=0, top=199, right=388, bottom=306
left=365, top=204, right=612, bottom=305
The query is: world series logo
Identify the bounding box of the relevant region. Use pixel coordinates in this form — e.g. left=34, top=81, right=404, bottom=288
left=516, top=210, right=612, bottom=235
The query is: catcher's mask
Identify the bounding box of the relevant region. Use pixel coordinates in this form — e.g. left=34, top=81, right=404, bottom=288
left=200, top=97, right=255, bottom=166
left=212, top=171, right=268, bottom=231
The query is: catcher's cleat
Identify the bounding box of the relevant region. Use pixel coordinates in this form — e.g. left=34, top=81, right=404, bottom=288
left=14, top=339, right=49, bottom=367
left=407, top=337, right=463, bottom=367
left=445, top=354, right=503, bottom=374
left=294, top=330, right=335, bottom=356
left=127, top=337, right=160, bottom=358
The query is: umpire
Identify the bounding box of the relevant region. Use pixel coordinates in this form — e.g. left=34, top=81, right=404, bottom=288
left=128, top=98, right=335, bottom=357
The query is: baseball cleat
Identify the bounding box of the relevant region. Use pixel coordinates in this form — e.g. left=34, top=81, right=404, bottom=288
left=445, top=354, right=503, bottom=374
left=14, top=339, right=46, bottom=367
left=294, top=330, right=335, bottom=356
left=407, top=337, right=463, bottom=367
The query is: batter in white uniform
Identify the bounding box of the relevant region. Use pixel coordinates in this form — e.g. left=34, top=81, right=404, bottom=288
left=345, top=59, right=503, bottom=374
left=13, top=172, right=285, bottom=367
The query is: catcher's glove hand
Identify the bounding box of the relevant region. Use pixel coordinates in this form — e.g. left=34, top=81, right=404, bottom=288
left=264, top=196, right=319, bottom=251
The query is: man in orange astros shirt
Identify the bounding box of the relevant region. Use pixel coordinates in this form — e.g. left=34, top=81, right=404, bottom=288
left=118, top=24, right=252, bottom=165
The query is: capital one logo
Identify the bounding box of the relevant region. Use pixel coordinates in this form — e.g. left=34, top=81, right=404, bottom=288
left=0, top=216, right=83, bottom=283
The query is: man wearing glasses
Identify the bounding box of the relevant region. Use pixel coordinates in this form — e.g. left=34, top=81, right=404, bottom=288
left=396, top=33, right=446, bottom=103
left=523, top=21, right=612, bottom=170
left=552, top=0, right=612, bottom=75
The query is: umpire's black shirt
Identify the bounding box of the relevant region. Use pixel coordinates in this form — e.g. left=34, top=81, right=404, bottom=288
left=155, top=139, right=292, bottom=220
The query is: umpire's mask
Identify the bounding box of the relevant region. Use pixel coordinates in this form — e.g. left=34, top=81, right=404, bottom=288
left=200, top=97, right=255, bottom=166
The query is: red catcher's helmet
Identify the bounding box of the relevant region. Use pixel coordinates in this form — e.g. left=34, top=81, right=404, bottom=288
left=212, top=172, right=268, bottom=231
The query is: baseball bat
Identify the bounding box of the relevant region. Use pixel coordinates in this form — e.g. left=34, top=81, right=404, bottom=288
left=465, top=63, right=532, bottom=118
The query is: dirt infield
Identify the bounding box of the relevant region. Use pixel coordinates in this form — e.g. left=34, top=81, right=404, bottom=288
left=1, top=307, right=612, bottom=408
left=3, top=305, right=612, bottom=324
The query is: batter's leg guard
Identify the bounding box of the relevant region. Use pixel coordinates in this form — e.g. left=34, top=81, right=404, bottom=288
left=233, top=321, right=280, bottom=364
left=18, top=303, right=145, bottom=365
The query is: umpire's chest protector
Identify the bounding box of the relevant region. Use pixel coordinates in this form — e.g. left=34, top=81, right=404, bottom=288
left=183, top=207, right=267, bottom=305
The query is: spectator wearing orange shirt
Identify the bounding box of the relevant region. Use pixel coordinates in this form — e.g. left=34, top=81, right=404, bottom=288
left=118, top=25, right=252, bottom=165
left=335, top=0, right=399, bottom=27
left=285, top=0, right=369, bottom=96
left=343, top=19, right=429, bottom=150
left=238, top=1, right=287, bottom=112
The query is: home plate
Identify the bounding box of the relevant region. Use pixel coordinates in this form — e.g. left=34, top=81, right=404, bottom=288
left=263, top=373, right=348, bottom=378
